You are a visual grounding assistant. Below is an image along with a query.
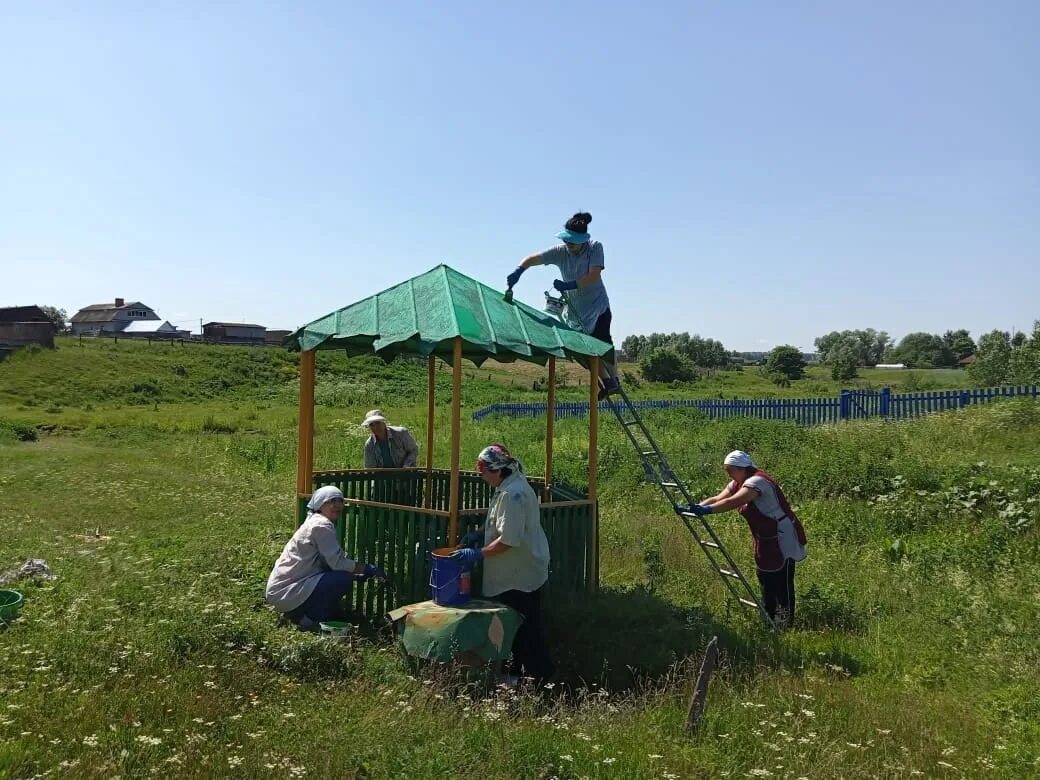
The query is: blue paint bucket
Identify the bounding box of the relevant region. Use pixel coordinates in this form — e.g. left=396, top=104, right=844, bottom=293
left=430, top=547, right=471, bottom=606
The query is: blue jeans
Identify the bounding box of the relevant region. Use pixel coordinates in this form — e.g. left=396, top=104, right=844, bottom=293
left=285, top=571, right=353, bottom=624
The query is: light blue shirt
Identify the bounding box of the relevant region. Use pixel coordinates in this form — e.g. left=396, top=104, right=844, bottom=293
left=539, top=240, right=610, bottom=334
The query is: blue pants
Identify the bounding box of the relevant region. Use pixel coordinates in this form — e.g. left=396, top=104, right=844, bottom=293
left=285, top=571, right=353, bottom=625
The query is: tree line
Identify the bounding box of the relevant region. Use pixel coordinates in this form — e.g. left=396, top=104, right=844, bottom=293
left=813, top=328, right=977, bottom=380
left=620, top=321, right=1040, bottom=386
left=620, top=333, right=731, bottom=381
left=967, top=324, right=1040, bottom=386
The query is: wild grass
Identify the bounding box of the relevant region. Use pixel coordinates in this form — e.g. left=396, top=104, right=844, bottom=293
left=0, top=342, right=1038, bottom=777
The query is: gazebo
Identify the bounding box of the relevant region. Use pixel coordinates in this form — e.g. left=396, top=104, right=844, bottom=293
left=285, top=265, right=614, bottom=618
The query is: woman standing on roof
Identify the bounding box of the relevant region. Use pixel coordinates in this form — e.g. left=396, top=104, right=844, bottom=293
left=506, top=212, right=620, bottom=399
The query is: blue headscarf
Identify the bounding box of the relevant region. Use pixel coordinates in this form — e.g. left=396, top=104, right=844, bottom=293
left=306, top=485, right=344, bottom=514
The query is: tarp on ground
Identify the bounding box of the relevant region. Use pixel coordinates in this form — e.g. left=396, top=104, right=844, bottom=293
left=284, top=264, right=613, bottom=368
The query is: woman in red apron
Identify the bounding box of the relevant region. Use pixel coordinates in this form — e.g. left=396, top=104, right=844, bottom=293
left=684, top=451, right=807, bottom=627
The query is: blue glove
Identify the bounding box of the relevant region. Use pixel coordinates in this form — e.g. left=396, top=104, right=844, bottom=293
left=361, top=563, right=386, bottom=580
left=685, top=504, right=714, bottom=516
left=506, top=266, right=525, bottom=288
left=449, top=547, right=483, bottom=566
left=553, top=278, right=578, bottom=292
left=459, top=529, right=484, bottom=548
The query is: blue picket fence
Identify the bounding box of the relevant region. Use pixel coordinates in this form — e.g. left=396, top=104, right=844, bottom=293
left=470, top=384, right=1040, bottom=425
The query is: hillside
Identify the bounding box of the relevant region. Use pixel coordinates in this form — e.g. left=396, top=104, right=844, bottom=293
left=1, top=338, right=1038, bottom=777
left=1, top=337, right=976, bottom=414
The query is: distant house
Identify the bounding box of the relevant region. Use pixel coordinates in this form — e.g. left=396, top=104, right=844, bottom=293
left=122, top=320, right=190, bottom=339
left=202, top=322, right=267, bottom=345
left=70, top=298, right=159, bottom=335
left=875, top=363, right=906, bottom=370
left=958, top=354, right=976, bottom=368
left=264, top=329, right=292, bottom=346
left=0, top=305, right=56, bottom=354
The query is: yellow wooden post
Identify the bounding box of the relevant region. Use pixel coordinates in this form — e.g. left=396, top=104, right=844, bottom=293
left=544, top=357, right=556, bottom=501
left=296, top=350, right=316, bottom=498
left=448, top=337, right=463, bottom=545
left=586, top=356, right=599, bottom=592
left=425, top=356, right=436, bottom=509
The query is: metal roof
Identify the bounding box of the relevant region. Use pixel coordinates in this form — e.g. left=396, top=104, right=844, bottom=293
left=285, top=264, right=613, bottom=368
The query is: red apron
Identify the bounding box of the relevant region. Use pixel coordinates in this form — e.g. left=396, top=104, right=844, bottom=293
left=727, top=470, right=808, bottom=572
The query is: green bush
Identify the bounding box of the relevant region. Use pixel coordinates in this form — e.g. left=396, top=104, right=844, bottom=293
left=0, top=419, right=37, bottom=442
left=640, top=347, right=696, bottom=382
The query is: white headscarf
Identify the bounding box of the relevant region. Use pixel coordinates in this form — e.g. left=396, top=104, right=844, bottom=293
left=306, top=485, right=344, bottom=513
left=723, top=450, right=754, bottom=468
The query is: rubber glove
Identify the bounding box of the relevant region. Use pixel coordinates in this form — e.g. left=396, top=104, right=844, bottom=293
left=553, top=278, right=578, bottom=292
left=362, top=563, right=387, bottom=580
left=506, top=266, right=525, bottom=288
left=460, top=528, right=484, bottom=548
left=685, top=504, right=714, bottom=516
left=449, top=547, right=483, bottom=566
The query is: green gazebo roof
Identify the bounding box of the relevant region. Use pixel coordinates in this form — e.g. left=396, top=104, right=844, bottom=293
left=285, top=264, right=613, bottom=367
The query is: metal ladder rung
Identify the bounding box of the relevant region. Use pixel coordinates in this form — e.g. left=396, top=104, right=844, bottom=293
left=661, top=481, right=682, bottom=488
left=641, top=451, right=658, bottom=457
left=622, top=419, right=641, bottom=427
left=738, top=598, right=761, bottom=609
left=699, top=540, right=720, bottom=549
left=718, top=568, right=742, bottom=580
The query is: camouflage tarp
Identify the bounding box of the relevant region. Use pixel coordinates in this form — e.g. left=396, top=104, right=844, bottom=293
left=387, top=599, right=522, bottom=663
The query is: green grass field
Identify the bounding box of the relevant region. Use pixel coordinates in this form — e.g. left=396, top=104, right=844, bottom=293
left=1, top=339, right=1038, bottom=778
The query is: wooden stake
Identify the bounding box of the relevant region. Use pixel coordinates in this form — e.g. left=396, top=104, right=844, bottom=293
left=448, top=337, right=463, bottom=545
left=296, top=350, right=316, bottom=497
left=425, top=356, right=436, bottom=509
left=586, top=356, right=599, bottom=593
left=544, top=357, right=556, bottom=501
left=685, top=636, right=720, bottom=734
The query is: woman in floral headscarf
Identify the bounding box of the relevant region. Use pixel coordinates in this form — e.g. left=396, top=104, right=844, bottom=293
left=451, top=444, right=553, bottom=682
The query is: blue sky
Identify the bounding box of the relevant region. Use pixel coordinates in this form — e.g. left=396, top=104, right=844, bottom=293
left=2, top=2, right=1037, bottom=351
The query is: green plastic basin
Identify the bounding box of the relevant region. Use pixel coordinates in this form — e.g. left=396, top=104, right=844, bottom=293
left=0, top=589, right=23, bottom=621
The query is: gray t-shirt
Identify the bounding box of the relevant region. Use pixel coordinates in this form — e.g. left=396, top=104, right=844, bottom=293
left=539, top=240, right=610, bottom=333
left=729, top=475, right=786, bottom=519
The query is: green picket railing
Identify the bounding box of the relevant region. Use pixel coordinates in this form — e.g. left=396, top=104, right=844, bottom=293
left=299, top=468, right=595, bottom=618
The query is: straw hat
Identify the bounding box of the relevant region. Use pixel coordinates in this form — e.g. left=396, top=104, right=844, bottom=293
left=361, top=409, right=387, bottom=427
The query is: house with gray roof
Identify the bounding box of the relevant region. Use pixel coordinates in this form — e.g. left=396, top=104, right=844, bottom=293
left=70, top=298, right=159, bottom=335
